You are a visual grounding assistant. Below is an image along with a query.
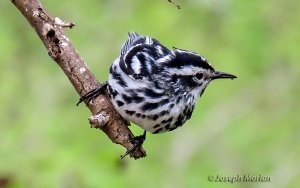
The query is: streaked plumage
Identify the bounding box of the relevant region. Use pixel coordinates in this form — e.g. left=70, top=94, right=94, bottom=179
left=107, top=32, right=236, bottom=134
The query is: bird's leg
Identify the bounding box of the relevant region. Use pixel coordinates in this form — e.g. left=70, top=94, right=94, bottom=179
left=121, top=130, right=146, bottom=159
left=76, top=82, right=108, bottom=106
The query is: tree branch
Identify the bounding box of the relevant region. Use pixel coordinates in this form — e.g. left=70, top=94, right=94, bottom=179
left=11, top=0, right=146, bottom=159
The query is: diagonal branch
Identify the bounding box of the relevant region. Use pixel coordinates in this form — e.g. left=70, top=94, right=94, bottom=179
left=11, top=0, right=146, bottom=159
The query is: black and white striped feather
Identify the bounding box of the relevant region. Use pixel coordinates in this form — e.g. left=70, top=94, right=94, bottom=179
left=119, top=32, right=172, bottom=81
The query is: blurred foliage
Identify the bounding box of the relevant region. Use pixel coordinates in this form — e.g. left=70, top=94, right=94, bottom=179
left=1, top=0, right=300, bottom=187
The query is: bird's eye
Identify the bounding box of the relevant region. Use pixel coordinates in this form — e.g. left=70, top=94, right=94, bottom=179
left=195, top=73, right=203, bottom=80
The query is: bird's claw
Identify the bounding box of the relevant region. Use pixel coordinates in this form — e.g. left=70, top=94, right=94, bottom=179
left=120, top=131, right=146, bottom=159
left=76, top=82, right=108, bottom=106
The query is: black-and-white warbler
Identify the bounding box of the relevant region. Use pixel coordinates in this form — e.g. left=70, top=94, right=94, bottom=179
left=78, top=32, right=236, bottom=153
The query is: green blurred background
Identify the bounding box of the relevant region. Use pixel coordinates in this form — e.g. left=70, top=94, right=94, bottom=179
left=1, top=0, right=299, bottom=187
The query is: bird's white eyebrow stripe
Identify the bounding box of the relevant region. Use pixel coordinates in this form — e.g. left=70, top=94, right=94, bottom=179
left=167, top=66, right=205, bottom=75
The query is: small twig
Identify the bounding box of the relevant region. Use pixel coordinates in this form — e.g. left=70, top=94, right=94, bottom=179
left=54, top=17, right=75, bottom=28
left=33, top=8, right=75, bottom=29
left=168, top=0, right=181, bottom=9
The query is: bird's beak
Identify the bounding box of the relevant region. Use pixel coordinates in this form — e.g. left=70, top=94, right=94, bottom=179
left=211, top=71, right=237, bottom=80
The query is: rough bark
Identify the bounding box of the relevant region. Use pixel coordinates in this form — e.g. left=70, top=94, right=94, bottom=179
left=11, top=0, right=146, bottom=159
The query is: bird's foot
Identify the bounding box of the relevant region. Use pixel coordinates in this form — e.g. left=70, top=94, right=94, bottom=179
left=121, top=131, right=146, bottom=159
left=76, top=82, right=108, bottom=106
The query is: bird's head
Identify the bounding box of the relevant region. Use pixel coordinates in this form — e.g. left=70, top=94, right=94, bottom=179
left=163, top=48, right=237, bottom=97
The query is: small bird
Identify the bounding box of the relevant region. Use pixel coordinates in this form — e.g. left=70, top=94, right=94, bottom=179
left=78, top=32, right=236, bottom=156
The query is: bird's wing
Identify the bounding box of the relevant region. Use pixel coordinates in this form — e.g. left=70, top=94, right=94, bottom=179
left=119, top=32, right=173, bottom=81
